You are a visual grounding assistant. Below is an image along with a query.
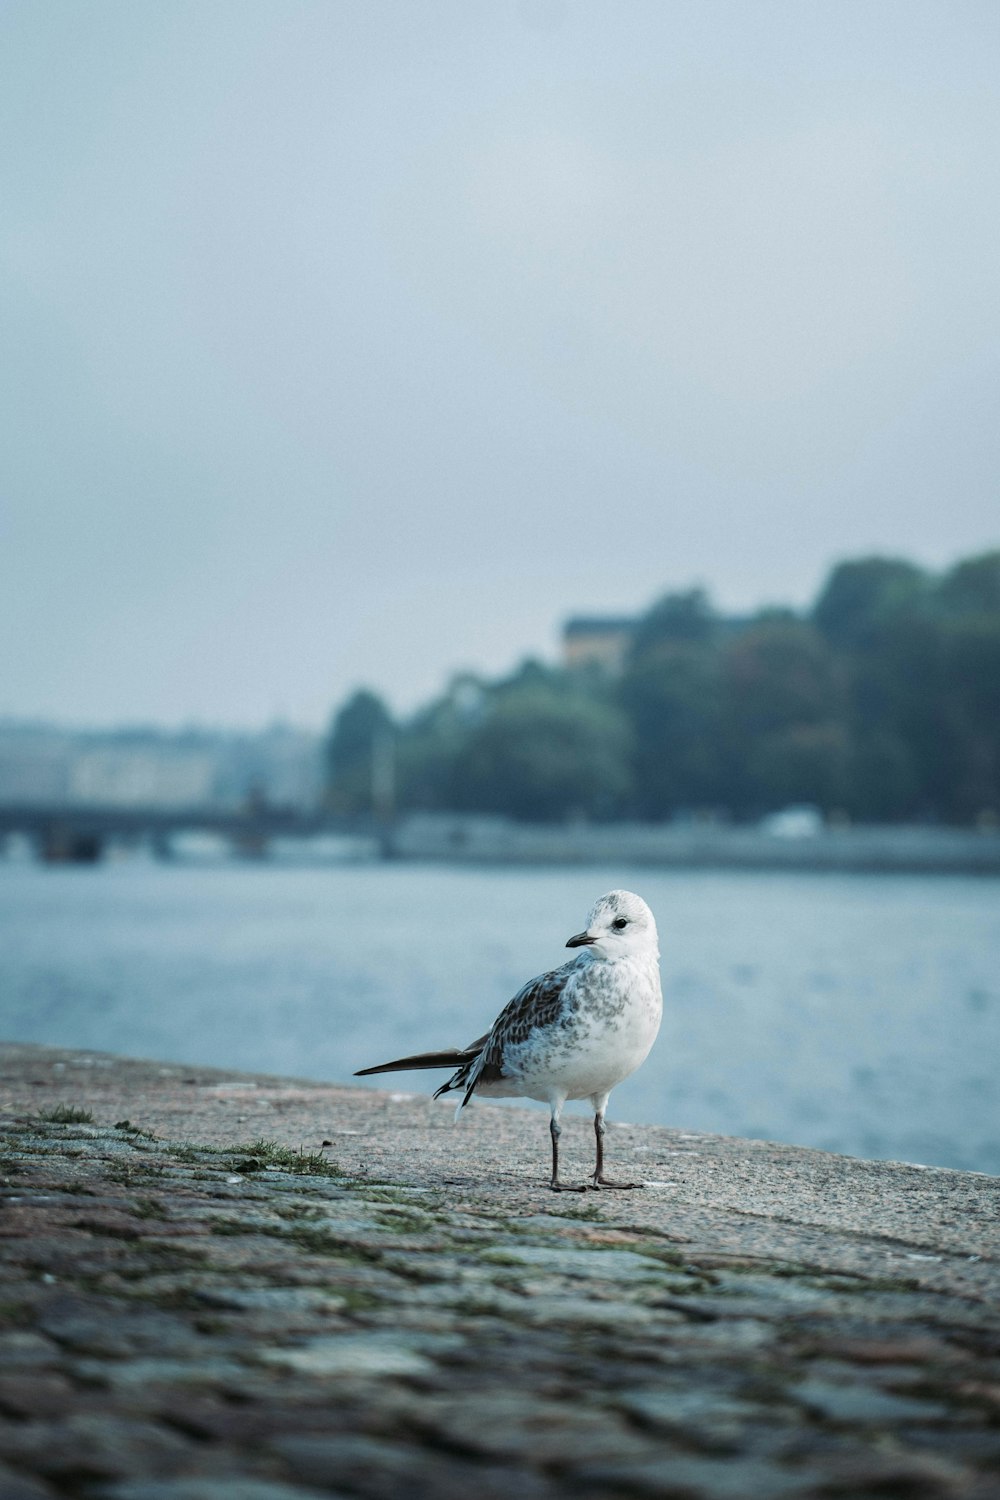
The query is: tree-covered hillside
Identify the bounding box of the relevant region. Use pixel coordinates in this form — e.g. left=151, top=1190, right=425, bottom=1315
left=324, top=551, right=1000, bottom=826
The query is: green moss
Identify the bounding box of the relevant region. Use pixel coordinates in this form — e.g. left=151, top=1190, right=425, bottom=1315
left=285, top=1224, right=380, bottom=1262
left=353, top=1184, right=425, bottom=1204
left=0, top=1300, right=33, bottom=1327
left=205, top=1216, right=379, bottom=1267
left=338, top=1288, right=384, bottom=1313
left=543, top=1203, right=605, bottom=1222
left=626, top=1244, right=686, bottom=1268
left=373, top=1209, right=436, bottom=1235
left=119, top=1284, right=207, bottom=1312
left=209, top=1218, right=274, bottom=1238
left=447, top=1296, right=508, bottom=1319
left=478, top=1249, right=528, bottom=1268
left=112, top=1244, right=211, bottom=1278
left=853, top=1274, right=924, bottom=1294
left=614, top=1222, right=690, bottom=1252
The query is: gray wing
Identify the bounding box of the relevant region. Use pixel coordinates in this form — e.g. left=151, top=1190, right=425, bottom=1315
left=436, top=966, right=571, bottom=1109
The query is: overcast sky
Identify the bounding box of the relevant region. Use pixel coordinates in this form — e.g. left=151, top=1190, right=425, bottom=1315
left=2, top=1, right=998, bottom=730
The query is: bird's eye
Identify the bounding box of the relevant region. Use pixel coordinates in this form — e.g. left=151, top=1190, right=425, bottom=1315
left=612, top=917, right=628, bottom=930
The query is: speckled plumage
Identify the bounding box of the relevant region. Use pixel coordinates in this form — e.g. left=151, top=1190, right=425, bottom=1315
left=356, top=890, right=663, bottom=1190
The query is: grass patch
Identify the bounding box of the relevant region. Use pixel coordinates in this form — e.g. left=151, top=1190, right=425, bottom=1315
left=167, top=1142, right=229, bottom=1163
left=168, top=1144, right=201, bottom=1163
left=233, top=1139, right=342, bottom=1178
left=104, top=1160, right=167, bottom=1185
left=272, top=1202, right=327, bottom=1222
left=38, top=1105, right=93, bottom=1125
left=133, top=1196, right=168, bottom=1220
left=114, top=1119, right=158, bottom=1141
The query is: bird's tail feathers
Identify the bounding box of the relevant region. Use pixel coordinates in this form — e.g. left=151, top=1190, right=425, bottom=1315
left=446, top=1073, right=480, bottom=1121
left=354, top=1047, right=479, bottom=1079
left=432, top=1067, right=472, bottom=1101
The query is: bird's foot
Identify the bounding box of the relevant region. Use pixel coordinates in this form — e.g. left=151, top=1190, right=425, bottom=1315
left=549, top=1179, right=587, bottom=1192
left=587, top=1175, right=642, bottom=1190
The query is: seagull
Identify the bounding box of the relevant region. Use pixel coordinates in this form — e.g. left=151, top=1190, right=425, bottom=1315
left=354, top=890, right=662, bottom=1191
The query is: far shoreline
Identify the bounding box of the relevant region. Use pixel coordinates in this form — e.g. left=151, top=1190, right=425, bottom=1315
left=4, top=812, right=999, bottom=875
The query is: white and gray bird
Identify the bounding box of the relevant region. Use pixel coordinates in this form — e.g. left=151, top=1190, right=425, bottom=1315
left=355, top=890, right=662, bottom=1191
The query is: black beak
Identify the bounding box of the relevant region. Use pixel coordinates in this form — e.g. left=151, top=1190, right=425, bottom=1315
left=566, top=931, right=596, bottom=948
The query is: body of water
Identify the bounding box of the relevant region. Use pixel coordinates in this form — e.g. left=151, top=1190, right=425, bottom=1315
left=1, top=861, right=998, bottom=1174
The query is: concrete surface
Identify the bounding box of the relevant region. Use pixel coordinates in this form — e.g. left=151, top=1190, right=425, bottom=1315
left=0, top=1042, right=998, bottom=1499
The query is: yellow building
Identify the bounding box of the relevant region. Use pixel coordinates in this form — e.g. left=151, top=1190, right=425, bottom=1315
left=562, top=617, right=636, bottom=674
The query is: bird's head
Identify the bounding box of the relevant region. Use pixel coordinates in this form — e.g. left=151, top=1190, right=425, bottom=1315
left=565, top=890, right=659, bottom=961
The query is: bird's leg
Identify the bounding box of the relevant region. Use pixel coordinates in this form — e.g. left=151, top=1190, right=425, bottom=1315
left=549, top=1112, right=584, bottom=1192
left=588, top=1109, right=641, bottom=1190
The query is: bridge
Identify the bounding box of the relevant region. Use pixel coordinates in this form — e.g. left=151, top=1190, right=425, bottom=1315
left=0, top=802, right=386, bottom=863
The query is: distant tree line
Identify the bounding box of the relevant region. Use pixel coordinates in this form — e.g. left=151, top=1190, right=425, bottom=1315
left=324, top=551, right=1000, bottom=826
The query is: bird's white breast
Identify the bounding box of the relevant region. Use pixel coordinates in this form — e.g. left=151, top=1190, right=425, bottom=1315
left=488, top=954, right=662, bottom=1106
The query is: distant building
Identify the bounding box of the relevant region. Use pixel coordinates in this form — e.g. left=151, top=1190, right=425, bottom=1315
left=562, top=617, right=636, bottom=674
left=0, top=721, right=323, bottom=811
left=0, top=727, right=72, bottom=802
left=212, top=724, right=323, bottom=809
left=67, top=747, right=216, bottom=808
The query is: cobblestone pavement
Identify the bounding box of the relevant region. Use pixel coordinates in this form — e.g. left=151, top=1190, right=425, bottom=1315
left=1, top=1045, right=999, bottom=1499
